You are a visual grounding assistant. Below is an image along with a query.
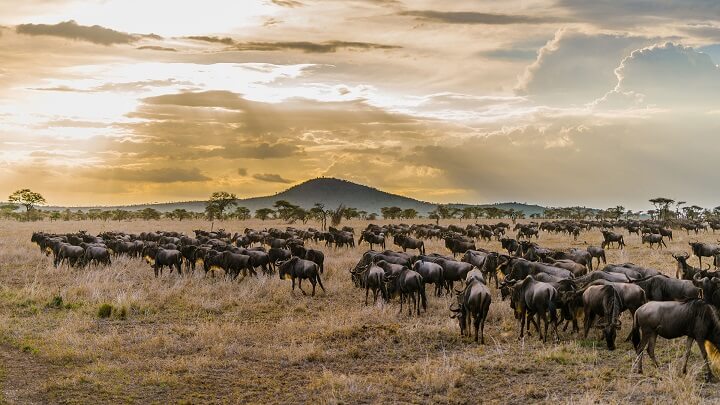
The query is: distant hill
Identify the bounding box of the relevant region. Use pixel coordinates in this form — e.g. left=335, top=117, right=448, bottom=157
left=42, top=177, right=546, bottom=216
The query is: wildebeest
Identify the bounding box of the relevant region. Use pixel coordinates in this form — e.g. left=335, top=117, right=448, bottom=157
left=277, top=257, right=325, bottom=296
left=673, top=252, right=710, bottom=280
left=631, top=300, right=720, bottom=381
left=393, top=234, right=425, bottom=255
left=586, top=246, right=606, bottom=268
left=350, top=264, right=387, bottom=305
left=601, top=230, right=625, bottom=249
left=580, top=285, right=623, bottom=350
left=143, top=247, right=183, bottom=277
left=412, top=260, right=445, bottom=296
left=500, top=238, right=519, bottom=255
left=631, top=275, right=700, bottom=301
left=444, top=235, right=475, bottom=258
left=450, top=278, right=492, bottom=343
left=384, top=266, right=427, bottom=316
left=505, top=276, right=559, bottom=342
left=689, top=242, right=720, bottom=269
left=641, top=233, right=667, bottom=249
left=82, top=246, right=112, bottom=267
left=56, top=244, right=84, bottom=268
left=358, top=231, right=386, bottom=250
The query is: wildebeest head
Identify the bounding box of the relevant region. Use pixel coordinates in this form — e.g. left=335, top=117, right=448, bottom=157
left=277, top=257, right=299, bottom=280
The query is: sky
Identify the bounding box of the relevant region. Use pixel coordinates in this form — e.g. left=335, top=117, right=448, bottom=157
left=1, top=0, right=719, bottom=210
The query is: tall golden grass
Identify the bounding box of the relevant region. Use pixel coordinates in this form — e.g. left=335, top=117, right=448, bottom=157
left=0, top=218, right=719, bottom=403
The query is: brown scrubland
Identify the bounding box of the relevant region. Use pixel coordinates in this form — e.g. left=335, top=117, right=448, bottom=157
left=1, top=219, right=719, bottom=404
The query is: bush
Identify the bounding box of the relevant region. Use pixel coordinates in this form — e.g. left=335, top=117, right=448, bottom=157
left=98, top=303, right=113, bottom=319
left=47, top=295, right=63, bottom=309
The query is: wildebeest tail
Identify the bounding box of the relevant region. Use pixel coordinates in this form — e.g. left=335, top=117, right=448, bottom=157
left=601, top=251, right=607, bottom=264
left=548, top=291, right=558, bottom=322
left=419, top=275, right=427, bottom=311
left=315, top=264, right=326, bottom=291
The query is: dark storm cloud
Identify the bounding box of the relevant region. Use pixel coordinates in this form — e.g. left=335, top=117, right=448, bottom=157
left=16, top=20, right=139, bottom=45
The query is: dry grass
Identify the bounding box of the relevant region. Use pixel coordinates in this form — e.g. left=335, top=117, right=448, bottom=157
left=1, top=218, right=720, bottom=403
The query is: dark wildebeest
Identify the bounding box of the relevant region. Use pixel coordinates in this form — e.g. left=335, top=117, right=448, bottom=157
left=586, top=246, right=606, bottom=268
left=444, top=236, right=475, bottom=258
left=268, top=248, right=291, bottom=272
left=358, top=231, right=386, bottom=250
left=434, top=258, right=474, bottom=293
left=673, top=252, right=710, bottom=280
left=393, top=234, right=425, bottom=255
left=500, top=238, right=520, bottom=255
left=277, top=257, right=325, bottom=296
left=450, top=278, right=492, bottom=343
left=350, top=264, right=387, bottom=305
left=631, top=300, right=720, bottom=382
left=580, top=285, right=623, bottom=350
left=143, top=247, right=183, bottom=277
left=56, top=244, right=85, bottom=268
left=82, top=246, right=112, bottom=267
left=412, top=260, right=445, bottom=297
left=641, top=233, right=667, bottom=249
left=689, top=242, right=720, bottom=269
left=505, top=276, right=559, bottom=342
left=384, top=266, right=427, bottom=316
left=601, top=230, right=625, bottom=249
left=631, top=275, right=701, bottom=301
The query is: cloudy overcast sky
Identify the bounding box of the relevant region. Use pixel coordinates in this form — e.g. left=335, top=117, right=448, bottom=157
left=1, top=0, right=719, bottom=209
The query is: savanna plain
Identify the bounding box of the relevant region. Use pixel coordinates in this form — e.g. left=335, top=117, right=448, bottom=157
left=0, top=219, right=719, bottom=404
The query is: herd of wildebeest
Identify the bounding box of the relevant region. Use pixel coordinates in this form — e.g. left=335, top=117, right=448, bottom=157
left=29, top=218, right=720, bottom=382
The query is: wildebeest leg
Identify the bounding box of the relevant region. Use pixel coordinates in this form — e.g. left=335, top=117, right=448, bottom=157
left=634, top=333, right=650, bottom=374
left=541, top=312, right=549, bottom=342
left=365, top=286, right=370, bottom=305
left=696, top=338, right=717, bottom=382
left=583, top=311, right=595, bottom=339
left=297, top=278, right=307, bottom=296
left=316, top=274, right=325, bottom=292
left=399, top=292, right=404, bottom=314
left=291, top=278, right=296, bottom=293
left=682, top=336, right=694, bottom=374
left=474, top=314, right=480, bottom=343
left=154, top=265, right=159, bottom=278
left=647, top=333, right=659, bottom=368
left=413, top=292, right=418, bottom=316
left=518, top=308, right=526, bottom=340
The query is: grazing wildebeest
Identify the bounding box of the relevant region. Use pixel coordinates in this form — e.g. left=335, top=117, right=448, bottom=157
left=450, top=278, right=492, bottom=343
left=504, top=276, right=559, bottom=342
left=277, top=257, right=325, bottom=296
left=412, top=260, right=445, bottom=296
left=268, top=248, right=291, bottom=272
left=384, top=267, right=427, bottom=316
left=580, top=285, right=623, bottom=350
left=444, top=235, right=475, bottom=258
left=641, top=233, right=667, bottom=249
left=350, top=265, right=387, bottom=305
left=631, top=300, right=720, bottom=382
left=601, top=230, right=625, bottom=249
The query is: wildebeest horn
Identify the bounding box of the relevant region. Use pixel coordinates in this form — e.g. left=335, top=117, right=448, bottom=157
left=449, top=303, right=460, bottom=312
left=454, top=288, right=464, bottom=295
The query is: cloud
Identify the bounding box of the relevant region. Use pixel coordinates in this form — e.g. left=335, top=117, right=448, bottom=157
left=185, top=36, right=235, bottom=45
left=185, top=35, right=400, bottom=53
left=399, top=10, right=564, bottom=25
left=252, top=173, right=294, bottom=183
left=271, top=0, right=304, bottom=7
left=595, top=42, right=720, bottom=110
left=137, top=46, right=177, bottom=52
left=478, top=48, right=538, bottom=60
left=84, top=167, right=210, bottom=183
left=557, top=0, right=720, bottom=27
left=16, top=20, right=138, bottom=45
left=237, top=168, right=248, bottom=176
left=516, top=30, right=656, bottom=105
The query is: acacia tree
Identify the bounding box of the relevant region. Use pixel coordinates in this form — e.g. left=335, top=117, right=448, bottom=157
left=309, top=203, right=328, bottom=230
left=255, top=208, right=274, bottom=221
left=8, top=189, right=46, bottom=218
left=649, top=197, right=675, bottom=222
left=234, top=206, right=251, bottom=220
left=206, top=192, right=238, bottom=220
